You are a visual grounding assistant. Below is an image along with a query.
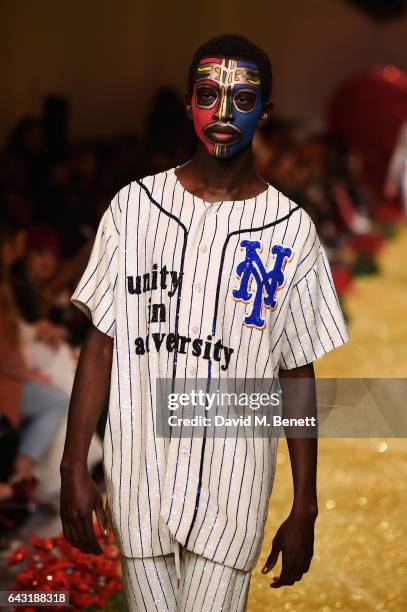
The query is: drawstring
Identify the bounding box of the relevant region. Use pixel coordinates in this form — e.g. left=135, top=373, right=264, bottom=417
left=173, top=539, right=181, bottom=580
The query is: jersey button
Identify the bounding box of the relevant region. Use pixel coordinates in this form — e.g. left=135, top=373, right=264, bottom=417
left=201, top=245, right=208, bottom=253
left=192, top=326, right=199, bottom=334
left=189, top=366, right=197, bottom=375
left=194, top=283, right=203, bottom=292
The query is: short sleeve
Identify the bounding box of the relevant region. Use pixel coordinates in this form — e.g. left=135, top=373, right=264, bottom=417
left=279, top=230, right=349, bottom=370
left=71, top=195, right=120, bottom=337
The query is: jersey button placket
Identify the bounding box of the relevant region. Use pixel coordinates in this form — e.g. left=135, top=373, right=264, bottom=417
left=176, top=218, right=205, bottom=350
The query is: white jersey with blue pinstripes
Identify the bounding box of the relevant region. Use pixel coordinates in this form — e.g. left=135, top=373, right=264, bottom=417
left=71, top=166, right=348, bottom=571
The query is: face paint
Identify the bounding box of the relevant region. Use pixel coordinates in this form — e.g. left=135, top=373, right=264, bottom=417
left=191, top=57, right=262, bottom=158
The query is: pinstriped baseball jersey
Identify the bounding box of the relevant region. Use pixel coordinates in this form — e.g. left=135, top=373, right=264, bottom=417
left=71, top=166, right=348, bottom=571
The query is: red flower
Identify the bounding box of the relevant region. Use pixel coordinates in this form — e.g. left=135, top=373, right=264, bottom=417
left=29, top=535, right=54, bottom=550
left=6, top=546, right=29, bottom=565
left=72, top=591, right=94, bottom=608
left=7, top=528, right=123, bottom=609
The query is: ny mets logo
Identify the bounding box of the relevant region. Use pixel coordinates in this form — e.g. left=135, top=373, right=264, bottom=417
left=232, top=240, right=293, bottom=330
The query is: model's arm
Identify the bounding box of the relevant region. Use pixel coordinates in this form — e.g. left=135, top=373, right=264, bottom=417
left=262, top=362, right=318, bottom=587
left=60, top=322, right=113, bottom=555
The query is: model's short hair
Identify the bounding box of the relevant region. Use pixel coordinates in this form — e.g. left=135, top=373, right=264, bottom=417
left=188, top=34, right=273, bottom=104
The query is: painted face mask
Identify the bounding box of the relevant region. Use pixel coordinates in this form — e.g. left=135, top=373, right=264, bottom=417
left=191, top=57, right=262, bottom=158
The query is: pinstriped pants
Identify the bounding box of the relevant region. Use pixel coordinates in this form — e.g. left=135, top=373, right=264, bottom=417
left=121, top=547, right=251, bottom=611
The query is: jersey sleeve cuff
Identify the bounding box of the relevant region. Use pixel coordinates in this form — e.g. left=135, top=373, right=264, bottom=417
left=279, top=330, right=349, bottom=370
left=71, top=297, right=116, bottom=338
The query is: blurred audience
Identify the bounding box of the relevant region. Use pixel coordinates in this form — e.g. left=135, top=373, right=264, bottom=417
left=0, top=218, right=69, bottom=499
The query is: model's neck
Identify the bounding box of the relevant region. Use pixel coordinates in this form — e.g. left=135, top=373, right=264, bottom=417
left=187, top=143, right=259, bottom=190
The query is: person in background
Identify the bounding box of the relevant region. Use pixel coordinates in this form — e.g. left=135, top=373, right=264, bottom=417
left=384, top=121, right=407, bottom=214
left=144, top=86, right=196, bottom=173
left=7, top=117, right=47, bottom=208
left=0, top=218, right=69, bottom=487
left=12, top=224, right=93, bottom=344
left=12, top=225, right=65, bottom=324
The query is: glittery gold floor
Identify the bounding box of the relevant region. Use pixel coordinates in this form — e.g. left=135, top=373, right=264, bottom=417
left=249, top=227, right=407, bottom=611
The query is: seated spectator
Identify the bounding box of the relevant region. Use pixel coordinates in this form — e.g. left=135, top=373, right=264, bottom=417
left=12, top=225, right=64, bottom=322
left=0, top=219, right=69, bottom=488
left=12, top=224, right=93, bottom=341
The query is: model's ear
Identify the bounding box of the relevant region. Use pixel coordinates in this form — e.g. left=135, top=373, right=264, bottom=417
left=258, top=100, right=274, bottom=128
left=184, top=92, right=193, bottom=120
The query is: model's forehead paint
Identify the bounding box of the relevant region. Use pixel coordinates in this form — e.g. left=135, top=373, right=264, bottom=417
left=195, top=57, right=261, bottom=88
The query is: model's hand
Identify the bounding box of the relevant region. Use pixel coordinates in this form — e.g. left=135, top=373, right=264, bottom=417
left=60, top=463, right=108, bottom=555
left=262, top=510, right=317, bottom=587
